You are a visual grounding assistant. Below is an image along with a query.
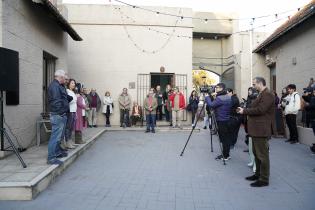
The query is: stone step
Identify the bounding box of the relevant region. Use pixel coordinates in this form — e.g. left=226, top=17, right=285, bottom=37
left=0, top=129, right=106, bottom=200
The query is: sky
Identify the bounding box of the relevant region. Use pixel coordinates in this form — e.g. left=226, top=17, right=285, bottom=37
left=63, top=0, right=311, bottom=33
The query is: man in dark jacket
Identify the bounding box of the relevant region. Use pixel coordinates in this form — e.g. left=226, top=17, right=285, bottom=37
left=238, top=77, right=276, bottom=187
left=205, top=83, right=232, bottom=160
left=47, top=69, right=69, bottom=165
left=227, top=88, right=241, bottom=147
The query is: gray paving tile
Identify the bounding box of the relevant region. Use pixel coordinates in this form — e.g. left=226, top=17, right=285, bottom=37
left=0, top=129, right=314, bottom=210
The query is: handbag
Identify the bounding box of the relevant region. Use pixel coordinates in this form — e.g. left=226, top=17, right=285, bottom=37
left=186, top=103, right=192, bottom=111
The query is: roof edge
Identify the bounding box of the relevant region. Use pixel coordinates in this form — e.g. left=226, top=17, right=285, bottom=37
left=253, top=1, right=315, bottom=53
left=34, top=0, right=83, bottom=41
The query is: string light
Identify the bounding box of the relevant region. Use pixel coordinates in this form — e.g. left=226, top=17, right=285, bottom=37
left=112, top=4, right=306, bottom=55
left=117, top=7, right=182, bottom=54
left=112, top=0, right=307, bottom=22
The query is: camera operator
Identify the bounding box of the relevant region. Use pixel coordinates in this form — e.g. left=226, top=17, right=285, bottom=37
left=226, top=88, right=241, bottom=148
left=237, top=77, right=276, bottom=187
left=205, top=83, right=232, bottom=161
left=281, top=84, right=301, bottom=144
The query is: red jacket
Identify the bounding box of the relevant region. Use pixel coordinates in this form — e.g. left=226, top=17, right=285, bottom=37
left=169, top=92, right=186, bottom=109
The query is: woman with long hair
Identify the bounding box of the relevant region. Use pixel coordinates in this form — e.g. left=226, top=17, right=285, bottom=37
left=188, top=90, right=199, bottom=127
left=65, top=79, right=77, bottom=149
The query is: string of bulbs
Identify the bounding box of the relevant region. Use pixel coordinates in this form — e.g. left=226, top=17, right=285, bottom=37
left=112, top=0, right=306, bottom=22
left=116, top=7, right=182, bottom=54
left=111, top=1, right=314, bottom=53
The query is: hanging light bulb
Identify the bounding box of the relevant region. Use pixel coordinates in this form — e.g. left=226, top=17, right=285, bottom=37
left=181, top=16, right=184, bottom=20
left=156, top=11, right=160, bottom=16
left=201, top=37, right=204, bottom=40
left=275, top=14, right=278, bottom=19
left=204, top=19, right=208, bottom=24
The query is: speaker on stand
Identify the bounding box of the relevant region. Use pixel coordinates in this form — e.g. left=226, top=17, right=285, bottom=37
left=0, top=47, right=26, bottom=168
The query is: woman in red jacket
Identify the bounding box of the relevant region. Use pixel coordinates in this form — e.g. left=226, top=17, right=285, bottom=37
left=169, top=87, right=186, bottom=128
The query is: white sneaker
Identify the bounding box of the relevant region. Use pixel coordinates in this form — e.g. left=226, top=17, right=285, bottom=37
left=66, top=141, right=75, bottom=149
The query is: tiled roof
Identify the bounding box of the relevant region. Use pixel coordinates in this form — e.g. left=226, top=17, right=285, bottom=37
left=253, top=0, right=315, bottom=53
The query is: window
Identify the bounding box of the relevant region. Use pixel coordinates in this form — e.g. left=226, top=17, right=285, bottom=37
left=43, top=51, right=57, bottom=113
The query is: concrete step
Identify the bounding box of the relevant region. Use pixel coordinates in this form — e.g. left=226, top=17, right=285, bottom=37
left=0, top=129, right=106, bottom=200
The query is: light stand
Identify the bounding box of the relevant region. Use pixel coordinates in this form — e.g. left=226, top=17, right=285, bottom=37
left=0, top=90, right=27, bottom=168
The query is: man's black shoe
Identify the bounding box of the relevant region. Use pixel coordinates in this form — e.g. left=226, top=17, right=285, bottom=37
left=285, top=139, right=292, bottom=143
left=145, top=130, right=150, bottom=133
left=245, top=175, right=259, bottom=181
left=57, top=152, right=68, bottom=158
left=215, top=155, right=223, bottom=160
left=290, top=140, right=298, bottom=144
left=250, top=180, right=269, bottom=187
left=151, top=130, right=155, bottom=133
left=243, top=149, right=249, bottom=152
left=203, top=126, right=207, bottom=129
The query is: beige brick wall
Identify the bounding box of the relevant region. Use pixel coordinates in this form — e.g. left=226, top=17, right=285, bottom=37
left=1, top=0, right=68, bottom=153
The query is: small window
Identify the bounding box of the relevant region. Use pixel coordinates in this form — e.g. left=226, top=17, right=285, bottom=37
left=43, top=51, right=57, bottom=113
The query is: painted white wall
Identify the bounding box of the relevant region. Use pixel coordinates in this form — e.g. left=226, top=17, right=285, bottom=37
left=1, top=0, right=68, bottom=154
left=66, top=4, right=192, bottom=125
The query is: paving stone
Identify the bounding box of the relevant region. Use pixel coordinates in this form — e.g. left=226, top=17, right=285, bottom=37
left=0, top=129, right=314, bottom=209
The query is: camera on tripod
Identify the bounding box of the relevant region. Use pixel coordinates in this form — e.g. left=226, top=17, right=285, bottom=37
left=199, top=85, right=215, bottom=94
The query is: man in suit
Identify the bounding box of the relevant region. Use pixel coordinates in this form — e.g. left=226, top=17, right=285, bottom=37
left=237, top=77, right=276, bottom=187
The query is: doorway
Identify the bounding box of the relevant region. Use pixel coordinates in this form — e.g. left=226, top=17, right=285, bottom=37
left=150, top=73, right=174, bottom=93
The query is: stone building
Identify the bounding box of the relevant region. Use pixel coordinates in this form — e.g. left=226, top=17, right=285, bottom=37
left=65, top=4, right=267, bottom=126
left=0, top=0, right=82, bottom=157
left=253, top=0, right=315, bottom=145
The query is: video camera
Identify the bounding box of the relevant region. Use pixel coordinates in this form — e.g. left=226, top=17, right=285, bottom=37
left=200, top=85, right=215, bottom=94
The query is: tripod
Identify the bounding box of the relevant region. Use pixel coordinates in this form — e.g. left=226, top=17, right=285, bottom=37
left=0, top=91, right=27, bottom=168
left=179, top=93, right=226, bottom=165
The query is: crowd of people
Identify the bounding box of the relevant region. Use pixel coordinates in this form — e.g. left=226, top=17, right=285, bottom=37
left=47, top=69, right=315, bottom=182
left=47, top=70, right=112, bottom=165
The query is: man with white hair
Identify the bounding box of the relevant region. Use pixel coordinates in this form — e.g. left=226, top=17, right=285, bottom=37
left=47, top=69, right=70, bottom=165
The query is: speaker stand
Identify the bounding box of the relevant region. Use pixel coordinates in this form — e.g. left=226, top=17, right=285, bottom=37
left=0, top=91, right=27, bottom=168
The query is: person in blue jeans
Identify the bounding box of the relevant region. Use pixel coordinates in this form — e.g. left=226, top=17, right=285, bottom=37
left=47, top=69, right=70, bottom=165
left=144, top=89, right=158, bottom=133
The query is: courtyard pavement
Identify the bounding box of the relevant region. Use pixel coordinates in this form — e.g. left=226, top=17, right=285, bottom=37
left=0, top=128, right=314, bottom=210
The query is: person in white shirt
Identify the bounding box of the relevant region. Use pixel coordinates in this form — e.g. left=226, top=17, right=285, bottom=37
left=65, top=79, right=77, bottom=149
left=102, top=91, right=114, bottom=127
left=282, top=84, right=301, bottom=144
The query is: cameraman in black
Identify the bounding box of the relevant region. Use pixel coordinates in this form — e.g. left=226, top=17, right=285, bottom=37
left=205, top=83, right=232, bottom=161
left=226, top=88, right=241, bottom=148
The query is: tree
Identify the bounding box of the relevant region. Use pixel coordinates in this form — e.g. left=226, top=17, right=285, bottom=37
left=192, top=70, right=217, bottom=92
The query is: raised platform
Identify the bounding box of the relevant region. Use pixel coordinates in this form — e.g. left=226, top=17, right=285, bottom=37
left=0, top=125, right=199, bottom=200
left=0, top=128, right=106, bottom=200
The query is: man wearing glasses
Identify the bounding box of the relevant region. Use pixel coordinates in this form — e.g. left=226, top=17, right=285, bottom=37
left=237, top=77, right=276, bottom=187
left=205, top=83, right=232, bottom=161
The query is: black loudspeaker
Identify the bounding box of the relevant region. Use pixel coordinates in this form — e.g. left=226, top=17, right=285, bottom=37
left=0, top=47, right=19, bottom=105
left=0, top=47, right=19, bottom=91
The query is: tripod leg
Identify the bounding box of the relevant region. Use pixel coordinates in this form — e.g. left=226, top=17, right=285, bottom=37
left=210, top=132, right=213, bottom=152
left=3, top=130, right=27, bottom=168
left=180, top=99, right=206, bottom=156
